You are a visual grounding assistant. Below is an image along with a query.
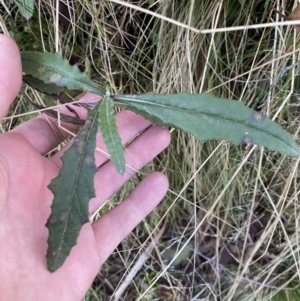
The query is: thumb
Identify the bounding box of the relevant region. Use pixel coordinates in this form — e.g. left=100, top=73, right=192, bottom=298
left=0, top=34, right=22, bottom=121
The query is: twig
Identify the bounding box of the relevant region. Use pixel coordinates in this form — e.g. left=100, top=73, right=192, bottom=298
left=113, top=224, right=166, bottom=301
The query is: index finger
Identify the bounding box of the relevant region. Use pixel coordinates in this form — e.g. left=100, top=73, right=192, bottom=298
left=0, top=34, right=22, bottom=121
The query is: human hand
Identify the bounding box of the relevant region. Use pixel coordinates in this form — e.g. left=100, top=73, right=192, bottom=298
left=0, top=34, right=170, bottom=300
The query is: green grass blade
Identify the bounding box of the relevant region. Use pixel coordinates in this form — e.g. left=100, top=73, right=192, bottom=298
left=46, top=103, right=99, bottom=272
left=113, top=93, right=300, bottom=157
left=98, top=96, right=125, bottom=174
left=21, top=52, right=105, bottom=96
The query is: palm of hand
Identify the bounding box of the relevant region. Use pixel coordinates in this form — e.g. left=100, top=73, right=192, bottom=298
left=0, top=35, right=170, bottom=300
left=0, top=133, right=101, bottom=299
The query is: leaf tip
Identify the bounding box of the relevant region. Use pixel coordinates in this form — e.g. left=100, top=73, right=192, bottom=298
left=118, top=165, right=126, bottom=175
left=46, top=246, right=66, bottom=273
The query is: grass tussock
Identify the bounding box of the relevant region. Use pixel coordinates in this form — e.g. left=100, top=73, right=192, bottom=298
left=2, top=0, right=300, bottom=300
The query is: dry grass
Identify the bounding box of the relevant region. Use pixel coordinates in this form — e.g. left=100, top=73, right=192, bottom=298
left=2, top=0, right=300, bottom=300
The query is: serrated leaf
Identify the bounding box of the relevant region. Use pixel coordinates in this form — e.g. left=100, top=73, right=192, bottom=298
left=46, top=103, right=99, bottom=272
left=15, top=0, right=34, bottom=20
left=21, top=52, right=105, bottom=96
left=113, top=93, right=300, bottom=157
left=98, top=96, right=125, bottom=174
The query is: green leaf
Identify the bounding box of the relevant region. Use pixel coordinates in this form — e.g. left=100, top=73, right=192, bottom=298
left=23, top=75, right=64, bottom=94
left=113, top=93, right=300, bottom=157
left=46, top=103, right=99, bottom=272
left=15, top=0, right=34, bottom=20
left=21, top=52, right=105, bottom=96
left=98, top=96, right=125, bottom=174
